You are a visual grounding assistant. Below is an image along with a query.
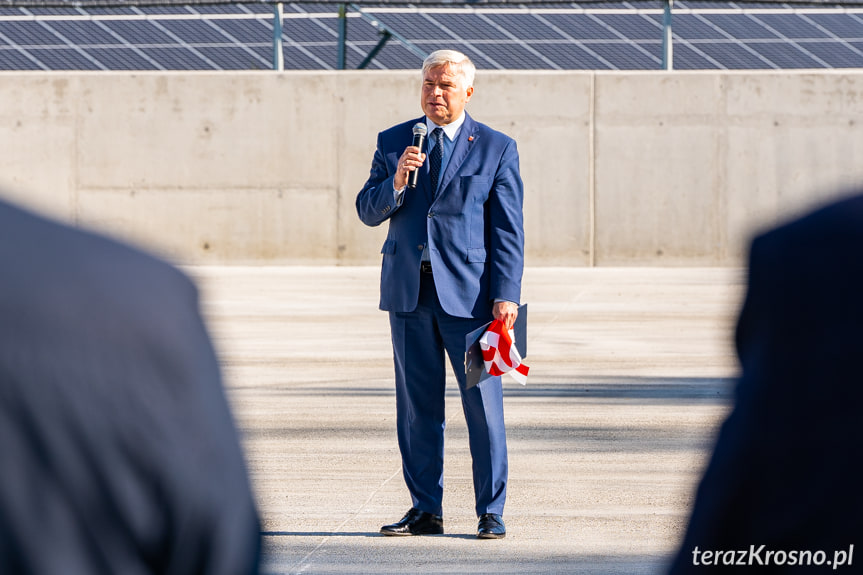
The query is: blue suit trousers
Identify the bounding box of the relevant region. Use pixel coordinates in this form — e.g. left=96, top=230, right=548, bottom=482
left=389, top=272, right=508, bottom=517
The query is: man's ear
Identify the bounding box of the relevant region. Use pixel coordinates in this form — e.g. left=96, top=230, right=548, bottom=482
left=465, top=85, right=474, bottom=102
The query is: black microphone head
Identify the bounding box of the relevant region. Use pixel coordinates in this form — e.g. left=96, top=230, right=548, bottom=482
left=407, top=123, right=426, bottom=189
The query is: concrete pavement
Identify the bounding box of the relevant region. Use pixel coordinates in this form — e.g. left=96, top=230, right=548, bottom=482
left=186, top=266, right=746, bottom=575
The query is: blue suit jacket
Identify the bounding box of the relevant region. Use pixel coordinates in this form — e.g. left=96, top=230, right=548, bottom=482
left=356, top=113, right=525, bottom=319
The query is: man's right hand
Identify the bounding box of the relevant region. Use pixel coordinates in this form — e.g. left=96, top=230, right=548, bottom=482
left=394, top=146, right=426, bottom=190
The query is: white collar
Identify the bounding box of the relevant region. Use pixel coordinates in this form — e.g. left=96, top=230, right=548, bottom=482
left=426, top=112, right=465, bottom=142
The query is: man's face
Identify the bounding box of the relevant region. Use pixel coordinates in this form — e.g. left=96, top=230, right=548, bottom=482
left=421, top=63, right=473, bottom=126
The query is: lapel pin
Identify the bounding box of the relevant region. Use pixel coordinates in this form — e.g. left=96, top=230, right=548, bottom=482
left=468, top=136, right=474, bottom=142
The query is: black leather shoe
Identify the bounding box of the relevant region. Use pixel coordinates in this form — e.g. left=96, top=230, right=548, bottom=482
left=380, top=508, right=444, bottom=536
left=477, top=513, right=506, bottom=539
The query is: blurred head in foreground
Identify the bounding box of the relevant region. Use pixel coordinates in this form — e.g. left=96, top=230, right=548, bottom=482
left=0, top=195, right=260, bottom=574
left=669, top=193, right=863, bottom=573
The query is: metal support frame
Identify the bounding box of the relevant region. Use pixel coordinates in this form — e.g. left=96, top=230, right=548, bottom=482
left=349, top=4, right=427, bottom=63
left=272, top=2, right=283, bottom=71
left=358, top=30, right=392, bottom=69
left=337, top=3, right=347, bottom=70
left=334, top=3, right=427, bottom=70
left=662, top=0, right=673, bottom=70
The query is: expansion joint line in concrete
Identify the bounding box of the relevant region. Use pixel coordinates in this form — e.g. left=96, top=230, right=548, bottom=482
left=289, top=466, right=403, bottom=574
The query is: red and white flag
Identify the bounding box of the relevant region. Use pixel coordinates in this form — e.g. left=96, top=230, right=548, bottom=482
left=479, top=319, right=529, bottom=385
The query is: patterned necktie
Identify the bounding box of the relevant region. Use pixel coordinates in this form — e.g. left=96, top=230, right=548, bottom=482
left=429, top=127, right=443, bottom=194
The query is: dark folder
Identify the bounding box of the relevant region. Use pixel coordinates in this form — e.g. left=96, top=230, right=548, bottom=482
left=464, top=304, right=527, bottom=390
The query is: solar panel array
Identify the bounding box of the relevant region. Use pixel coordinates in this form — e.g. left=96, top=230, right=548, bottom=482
left=1, top=2, right=862, bottom=70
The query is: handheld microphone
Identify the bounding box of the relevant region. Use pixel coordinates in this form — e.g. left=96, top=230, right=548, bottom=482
left=407, top=122, right=427, bottom=189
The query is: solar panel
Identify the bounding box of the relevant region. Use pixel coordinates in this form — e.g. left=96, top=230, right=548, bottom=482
left=569, top=44, right=621, bottom=68
left=104, top=18, right=189, bottom=44
left=424, top=13, right=513, bottom=41
left=0, top=20, right=50, bottom=44
left=594, top=13, right=663, bottom=40
left=191, top=4, right=254, bottom=14
left=141, top=45, right=210, bottom=68
left=276, top=43, right=322, bottom=68
left=671, top=13, right=729, bottom=38
left=51, top=19, right=124, bottom=44
left=309, top=42, right=352, bottom=67
left=379, top=12, right=454, bottom=41
left=316, top=11, right=379, bottom=41
left=805, top=39, right=863, bottom=64
left=88, top=45, right=158, bottom=68
left=282, top=16, right=338, bottom=44
left=551, top=13, right=630, bottom=40
left=702, top=13, right=779, bottom=39
left=590, top=40, right=662, bottom=68
left=754, top=39, right=827, bottom=66
left=159, top=18, right=232, bottom=44
left=18, top=7, right=79, bottom=15
left=0, top=45, right=44, bottom=68
left=477, top=40, right=558, bottom=68
left=751, top=13, right=832, bottom=38
left=1, top=3, right=862, bottom=71
left=486, top=13, right=567, bottom=40
left=375, top=40, right=422, bottom=64
left=75, top=6, right=137, bottom=14
left=32, top=45, right=103, bottom=68
left=805, top=12, right=863, bottom=36
left=197, top=44, right=267, bottom=68
left=691, top=39, right=777, bottom=66
left=217, top=17, right=270, bottom=39
left=133, top=5, right=195, bottom=15
left=670, top=41, right=724, bottom=67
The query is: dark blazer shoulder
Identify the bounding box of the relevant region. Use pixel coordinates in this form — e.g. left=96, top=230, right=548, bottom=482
left=755, top=192, right=863, bottom=252
left=0, top=198, right=197, bottom=322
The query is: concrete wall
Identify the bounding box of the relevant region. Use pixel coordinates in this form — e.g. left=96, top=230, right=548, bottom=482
left=2, top=70, right=862, bottom=266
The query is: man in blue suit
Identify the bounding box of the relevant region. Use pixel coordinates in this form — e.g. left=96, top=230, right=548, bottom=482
left=356, top=49, right=525, bottom=539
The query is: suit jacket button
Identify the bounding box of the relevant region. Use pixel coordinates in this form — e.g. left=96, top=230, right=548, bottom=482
left=417, top=245, right=424, bottom=251
left=428, top=212, right=434, bottom=218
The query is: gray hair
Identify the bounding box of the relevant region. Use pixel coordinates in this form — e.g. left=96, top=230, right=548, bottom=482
left=422, top=49, right=476, bottom=89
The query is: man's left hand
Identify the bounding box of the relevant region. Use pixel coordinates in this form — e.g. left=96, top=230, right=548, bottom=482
left=493, top=301, right=518, bottom=331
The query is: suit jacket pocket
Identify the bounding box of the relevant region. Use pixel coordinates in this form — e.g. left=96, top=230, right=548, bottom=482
left=461, top=175, right=492, bottom=202
left=467, top=248, right=486, bottom=263
left=381, top=239, right=397, bottom=255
